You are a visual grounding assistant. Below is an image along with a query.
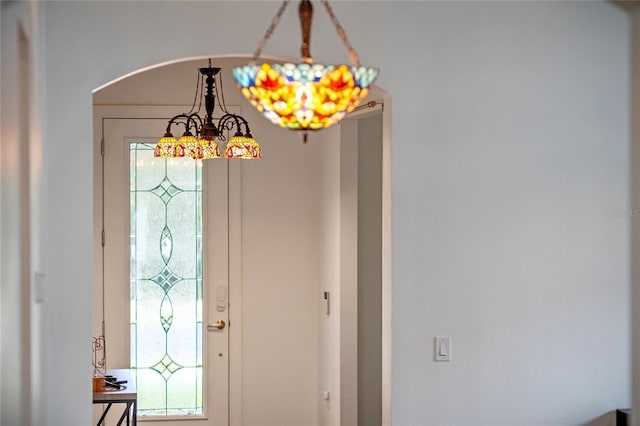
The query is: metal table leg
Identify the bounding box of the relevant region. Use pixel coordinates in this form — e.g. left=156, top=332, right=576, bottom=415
left=96, top=403, right=112, bottom=426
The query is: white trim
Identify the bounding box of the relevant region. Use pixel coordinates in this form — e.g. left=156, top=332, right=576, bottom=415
left=228, top=158, right=243, bottom=426
left=93, top=105, right=240, bottom=119
left=381, top=94, right=393, bottom=426
left=630, top=8, right=640, bottom=426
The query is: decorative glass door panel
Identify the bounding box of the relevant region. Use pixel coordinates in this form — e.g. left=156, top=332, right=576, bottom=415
left=130, top=144, right=203, bottom=416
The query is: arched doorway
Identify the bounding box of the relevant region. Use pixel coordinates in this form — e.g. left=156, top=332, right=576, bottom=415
left=92, top=56, right=392, bottom=426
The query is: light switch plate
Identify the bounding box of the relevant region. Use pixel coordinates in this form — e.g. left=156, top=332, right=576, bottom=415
left=434, top=336, right=451, bottom=362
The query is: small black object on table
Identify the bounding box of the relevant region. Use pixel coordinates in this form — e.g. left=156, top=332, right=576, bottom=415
left=93, top=369, right=137, bottom=426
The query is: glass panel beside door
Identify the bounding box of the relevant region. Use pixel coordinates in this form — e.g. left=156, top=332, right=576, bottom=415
left=130, top=143, right=203, bottom=416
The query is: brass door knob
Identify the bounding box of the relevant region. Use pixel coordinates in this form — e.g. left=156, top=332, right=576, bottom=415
left=207, top=320, right=226, bottom=330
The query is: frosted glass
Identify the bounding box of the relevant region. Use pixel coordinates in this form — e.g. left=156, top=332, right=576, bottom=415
left=136, top=369, right=165, bottom=414
left=166, top=280, right=197, bottom=365
left=167, top=368, right=200, bottom=413
left=131, top=150, right=165, bottom=191
left=166, top=192, right=197, bottom=277
left=130, top=143, right=203, bottom=417
left=134, top=280, right=165, bottom=366
left=134, top=192, right=165, bottom=277
left=167, top=157, right=200, bottom=190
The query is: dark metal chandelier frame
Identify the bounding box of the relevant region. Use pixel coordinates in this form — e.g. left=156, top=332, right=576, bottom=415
left=155, top=59, right=260, bottom=160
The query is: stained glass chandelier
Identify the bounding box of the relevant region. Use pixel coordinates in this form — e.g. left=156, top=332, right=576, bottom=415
left=232, top=0, right=379, bottom=136
left=155, top=60, right=261, bottom=160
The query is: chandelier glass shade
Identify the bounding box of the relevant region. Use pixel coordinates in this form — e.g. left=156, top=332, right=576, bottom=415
left=225, top=133, right=262, bottom=159
left=232, top=0, right=378, bottom=132
left=155, top=132, right=185, bottom=158
left=233, top=62, right=378, bottom=130
left=155, top=61, right=261, bottom=160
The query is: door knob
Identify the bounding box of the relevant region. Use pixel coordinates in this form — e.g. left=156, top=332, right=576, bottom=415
left=207, top=320, right=226, bottom=330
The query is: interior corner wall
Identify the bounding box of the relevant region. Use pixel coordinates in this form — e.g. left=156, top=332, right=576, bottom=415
left=0, top=4, right=29, bottom=424
left=319, top=112, right=384, bottom=426
left=38, top=1, right=632, bottom=425
left=339, top=120, right=359, bottom=426
left=357, top=114, right=383, bottom=426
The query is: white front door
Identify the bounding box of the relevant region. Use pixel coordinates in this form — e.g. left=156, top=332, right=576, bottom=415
left=97, top=111, right=230, bottom=425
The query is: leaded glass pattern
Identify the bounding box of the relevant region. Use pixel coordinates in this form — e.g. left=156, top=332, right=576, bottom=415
left=232, top=62, right=378, bottom=130
left=130, top=143, right=203, bottom=416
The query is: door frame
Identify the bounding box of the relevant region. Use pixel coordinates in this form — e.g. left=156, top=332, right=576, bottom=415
left=339, top=96, right=392, bottom=426
left=93, top=105, right=244, bottom=424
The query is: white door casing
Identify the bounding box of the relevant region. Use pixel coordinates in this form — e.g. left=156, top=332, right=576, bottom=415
left=95, top=106, right=239, bottom=425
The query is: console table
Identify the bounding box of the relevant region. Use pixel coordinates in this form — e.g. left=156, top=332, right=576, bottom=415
left=93, top=369, right=137, bottom=426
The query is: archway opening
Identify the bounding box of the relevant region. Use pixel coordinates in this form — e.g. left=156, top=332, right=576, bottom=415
left=92, top=55, right=392, bottom=425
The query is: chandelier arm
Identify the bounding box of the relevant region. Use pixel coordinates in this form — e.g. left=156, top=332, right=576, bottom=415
left=235, top=115, right=255, bottom=139
left=320, top=0, right=361, bottom=67
left=167, top=114, right=192, bottom=132
left=164, top=120, right=173, bottom=134
left=218, top=114, right=242, bottom=135
left=232, top=116, right=242, bottom=134
left=213, top=113, right=230, bottom=142
left=188, top=113, right=204, bottom=136
left=222, top=114, right=236, bottom=130
left=251, top=0, right=290, bottom=64
left=233, top=114, right=252, bottom=134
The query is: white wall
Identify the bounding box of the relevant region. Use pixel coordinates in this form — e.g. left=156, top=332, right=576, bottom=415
left=238, top=90, right=321, bottom=426
left=15, top=1, right=630, bottom=424
left=0, top=2, right=47, bottom=425
left=389, top=2, right=630, bottom=424
left=318, top=125, right=342, bottom=426
left=94, top=58, right=321, bottom=426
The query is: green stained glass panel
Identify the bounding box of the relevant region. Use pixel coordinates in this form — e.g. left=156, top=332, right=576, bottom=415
left=130, top=143, right=203, bottom=417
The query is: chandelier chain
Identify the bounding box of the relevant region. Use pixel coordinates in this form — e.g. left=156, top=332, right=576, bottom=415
left=215, top=73, right=229, bottom=114
left=186, top=70, right=202, bottom=115
left=252, top=0, right=290, bottom=62
left=320, top=0, right=360, bottom=67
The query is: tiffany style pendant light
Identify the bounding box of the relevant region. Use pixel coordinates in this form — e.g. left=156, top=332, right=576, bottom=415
left=155, top=60, right=261, bottom=160
left=232, top=0, right=379, bottom=134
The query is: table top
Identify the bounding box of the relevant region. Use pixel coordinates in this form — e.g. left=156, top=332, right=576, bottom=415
left=93, top=369, right=137, bottom=403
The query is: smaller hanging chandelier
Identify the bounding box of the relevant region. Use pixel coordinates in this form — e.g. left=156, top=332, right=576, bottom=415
left=232, top=0, right=378, bottom=134
left=155, top=60, right=261, bottom=160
